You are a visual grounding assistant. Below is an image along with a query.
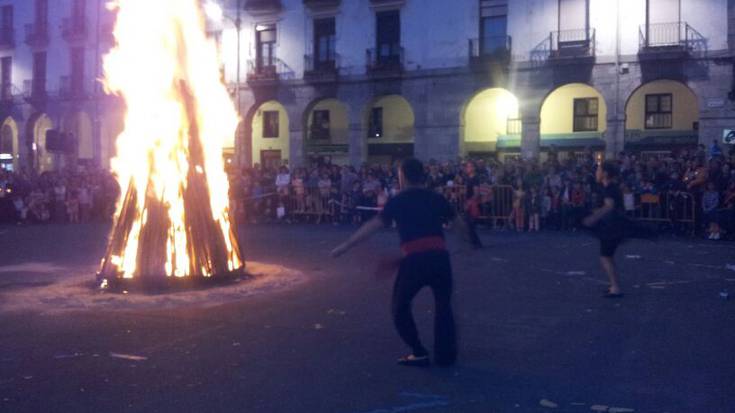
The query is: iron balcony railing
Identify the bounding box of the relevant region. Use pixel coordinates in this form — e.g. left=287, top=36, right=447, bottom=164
left=550, top=28, right=596, bottom=58
left=23, top=79, right=47, bottom=100
left=469, top=36, right=512, bottom=62
left=61, top=17, right=88, bottom=42
left=0, top=26, right=15, bottom=49
left=304, top=53, right=340, bottom=75
left=639, top=22, right=704, bottom=51
left=24, top=22, right=49, bottom=47
left=366, top=46, right=404, bottom=73
left=246, top=57, right=286, bottom=82
left=0, top=83, right=19, bottom=102
left=506, top=118, right=522, bottom=135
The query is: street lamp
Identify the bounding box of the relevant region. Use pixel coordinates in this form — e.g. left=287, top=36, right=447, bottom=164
left=205, top=0, right=243, bottom=168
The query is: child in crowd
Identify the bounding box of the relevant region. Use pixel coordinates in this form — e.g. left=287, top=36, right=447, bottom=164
left=528, top=186, right=541, bottom=232
left=511, top=178, right=526, bottom=232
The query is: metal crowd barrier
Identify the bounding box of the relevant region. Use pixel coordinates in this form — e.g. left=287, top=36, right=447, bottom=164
left=629, top=190, right=696, bottom=234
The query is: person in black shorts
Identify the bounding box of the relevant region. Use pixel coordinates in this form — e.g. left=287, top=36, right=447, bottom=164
left=331, top=158, right=478, bottom=367
left=584, top=161, right=626, bottom=298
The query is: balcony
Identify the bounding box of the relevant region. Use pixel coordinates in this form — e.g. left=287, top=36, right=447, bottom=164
left=304, top=54, right=339, bottom=83
left=638, top=22, right=705, bottom=59
left=246, top=58, right=285, bottom=85
left=0, top=27, right=15, bottom=50
left=59, top=75, right=86, bottom=99
left=0, top=83, right=19, bottom=105
left=303, top=0, right=341, bottom=10
left=23, top=79, right=47, bottom=102
left=61, top=17, right=88, bottom=43
left=366, top=47, right=404, bottom=77
left=244, top=0, right=282, bottom=16
left=24, top=23, right=49, bottom=48
left=469, top=36, right=512, bottom=68
left=549, top=28, right=596, bottom=61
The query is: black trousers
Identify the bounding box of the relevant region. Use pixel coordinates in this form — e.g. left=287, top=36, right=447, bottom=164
left=392, top=250, right=457, bottom=364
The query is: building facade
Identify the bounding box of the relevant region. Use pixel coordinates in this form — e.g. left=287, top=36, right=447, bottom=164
left=0, top=0, right=734, bottom=172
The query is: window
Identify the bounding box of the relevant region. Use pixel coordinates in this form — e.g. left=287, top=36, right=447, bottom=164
left=310, top=110, right=331, bottom=140
left=573, top=97, right=598, bottom=132
left=71, top=47, right=84, bottom=94
left=558, top=0, right=588, bottom=32
left=1, top=57, right=11, bottom=101
left=255, top=24, right=276, bottom=70
left=1, top=5, right=13, bottom=44
left=262, top=111, right=279, bottom=138
left=314, top=18, right=336, bottom=69
left=376, top=10, right=400, bottom=64
left=645, top=94, right=672, bottom=129
left=32, top=51, right=46, bottom=97
left=480, top=0, right=508, bottom=55
left=368, top=107, right=383, bottom=138
left=35, top=0, right=48, bottom=26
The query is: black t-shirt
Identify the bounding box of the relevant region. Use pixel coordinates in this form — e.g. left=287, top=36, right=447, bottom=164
left=600, top=182, right=624, bottom=214
left=380, top=187, right=456, bottom=244
left=597, top=182, right=625, bottom=237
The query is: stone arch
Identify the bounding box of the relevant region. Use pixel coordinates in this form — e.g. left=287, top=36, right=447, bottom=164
left=29, top=113, right=57, bottom=172
left=624, top=79, right=699, bottom=151
left=0, top=117, right=19, bottom=171
left=250, top=100, right=290, bottom=168
left=302, top=98, right=350, bottom=165
left=539, top=83, right=608, bottom=153
left=361, top=95, right=415, bottom=164
left=459, top=88, right=521, bottom=157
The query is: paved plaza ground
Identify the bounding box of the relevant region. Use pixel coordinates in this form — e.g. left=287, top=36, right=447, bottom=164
left=0, top=223, right=733, bottom=412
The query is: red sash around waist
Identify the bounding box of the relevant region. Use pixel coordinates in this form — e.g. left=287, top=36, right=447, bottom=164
left=400, top=236, right=447, bottom=256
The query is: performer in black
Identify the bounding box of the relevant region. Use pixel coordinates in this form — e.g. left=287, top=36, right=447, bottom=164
left=331, top=158, right=477, bottom=367
left=583, top=161, right=626, bottom=298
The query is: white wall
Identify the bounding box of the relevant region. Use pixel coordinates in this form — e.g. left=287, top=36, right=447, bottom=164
left=0, top=0, right=111, bottom=102
left=216, top=0, right=728, bottom=81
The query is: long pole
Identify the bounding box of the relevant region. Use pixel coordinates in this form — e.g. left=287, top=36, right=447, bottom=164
left=235, top=0, right=242, bottom=168
left=93, top=0, right=102, bottom=168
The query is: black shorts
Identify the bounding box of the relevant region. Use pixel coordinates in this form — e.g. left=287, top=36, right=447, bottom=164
left=599, top=237, right=622, bottom=257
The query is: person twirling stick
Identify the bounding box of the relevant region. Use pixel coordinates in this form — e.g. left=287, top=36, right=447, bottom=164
left=583, top=161, right=626, bottom=298
left=331, top=158, right=478, bottom=367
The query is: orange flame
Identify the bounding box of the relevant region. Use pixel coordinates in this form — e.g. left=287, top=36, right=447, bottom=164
left=101, top=0, right=242, bottom=279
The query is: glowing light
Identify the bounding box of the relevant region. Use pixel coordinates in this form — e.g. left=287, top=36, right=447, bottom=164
left=204, top=1, right=223, bottom=22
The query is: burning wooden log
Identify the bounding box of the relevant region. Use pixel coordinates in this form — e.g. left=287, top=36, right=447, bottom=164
left=98, top=80, right=244, bottom=288
left=97, top=0, right=245, bottom=289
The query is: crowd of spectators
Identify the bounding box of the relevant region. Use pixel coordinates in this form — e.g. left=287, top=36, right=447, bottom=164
left=1, top=141, right=733, bottom=241
left=232, top=141, right=735, bottom=240
left=0, top=167, right=119, bottom=225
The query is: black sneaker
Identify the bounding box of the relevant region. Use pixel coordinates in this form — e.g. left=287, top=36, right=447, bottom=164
left=397, top=354, right=430, bottom=367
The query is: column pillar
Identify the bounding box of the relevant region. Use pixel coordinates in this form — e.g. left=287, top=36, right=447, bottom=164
left=348, top=124, right=365, bottom=166
left=606, top=116, right=626, bottom=158
left=289, top=129, right=305, bottom=167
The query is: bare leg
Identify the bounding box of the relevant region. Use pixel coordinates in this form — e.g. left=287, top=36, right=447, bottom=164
left=600, top=256, right=621, bottom=294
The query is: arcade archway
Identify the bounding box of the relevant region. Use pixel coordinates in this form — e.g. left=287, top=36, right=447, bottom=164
left=461, top=88, right=520, bottom=157
left=363, top=95, right=414, bottom=164
left=0, top=117, right=19, bottom=171
left=303, top=98, right=349, bottom=165
left=251, top=100, right=290, bottom=169
left=540, top=83, right=607, bottom=154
